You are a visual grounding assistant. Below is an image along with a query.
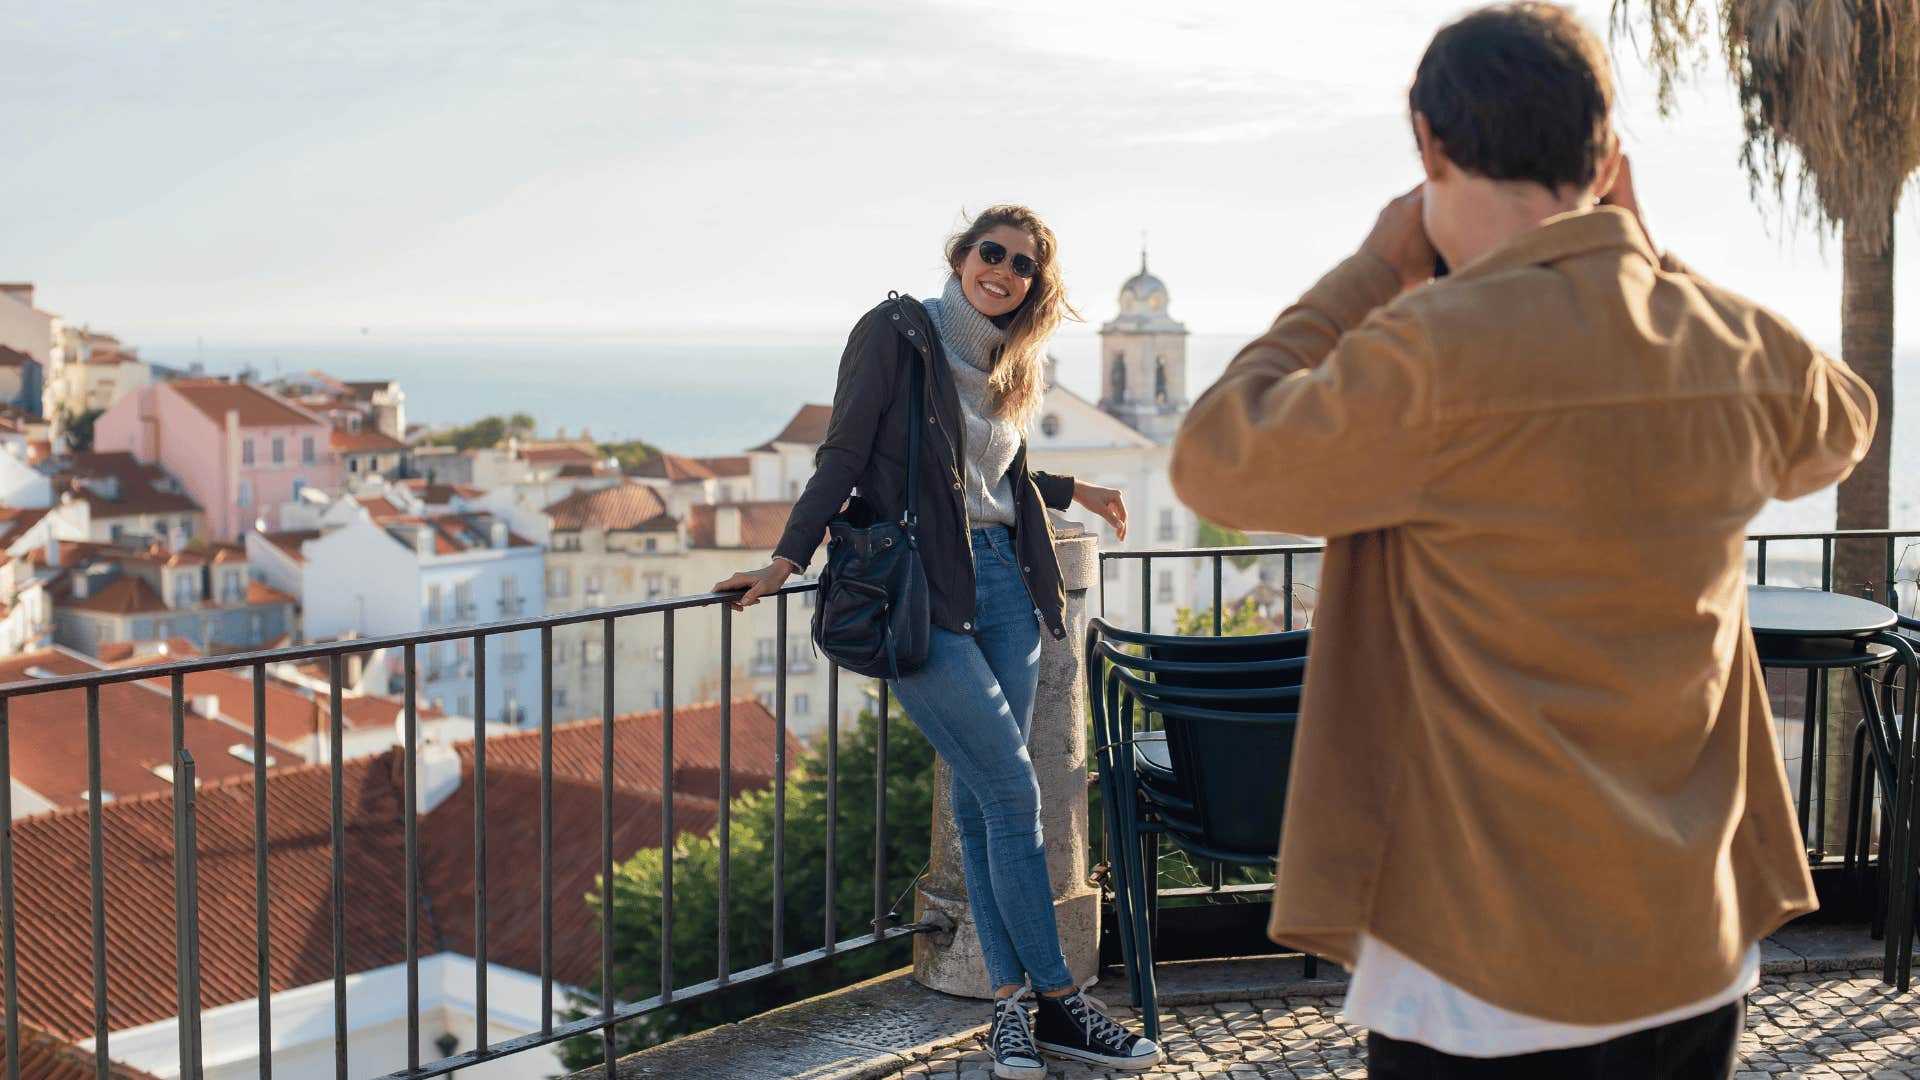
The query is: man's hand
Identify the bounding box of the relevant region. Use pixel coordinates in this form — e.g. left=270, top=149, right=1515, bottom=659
left=1360, top=184, right=1439, bottom=291
left=1599, top=153, right=1653, bottom=251
left=713, top=561, right=793, bottom=611
left=1072, top=480, right=1128, bottom=541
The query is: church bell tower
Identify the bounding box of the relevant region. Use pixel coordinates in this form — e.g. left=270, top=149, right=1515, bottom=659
left=1098, top=245, right=1189, bottom=444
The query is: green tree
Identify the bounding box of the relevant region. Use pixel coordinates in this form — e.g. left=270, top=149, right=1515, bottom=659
left=428, top=412, right=538, bottom=451
left=1615, top=1, right=1917, bottom=591
left=1174, top=596, right=1268, bottom=638
left=597, top=439, right=663, bottom=472
left=557, top=702, right=935, bottom=1069
left=1196, top=519, right=1258, bottom=571
left=61, top=408, right=103, bottom=453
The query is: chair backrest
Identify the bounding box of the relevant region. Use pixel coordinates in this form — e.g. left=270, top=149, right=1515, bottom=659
left=1088, top=619, right=1308, bottom=862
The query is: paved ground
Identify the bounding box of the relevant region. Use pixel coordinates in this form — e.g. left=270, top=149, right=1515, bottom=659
left=893, top=968, right=1920, bottom=1079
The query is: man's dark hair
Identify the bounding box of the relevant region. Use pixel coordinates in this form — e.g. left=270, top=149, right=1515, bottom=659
left=1410, top=3, right=1614, bottom=191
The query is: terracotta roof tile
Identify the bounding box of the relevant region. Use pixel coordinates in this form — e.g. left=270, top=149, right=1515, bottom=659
left=453, top=696, right=799, bottom=804
left=330, top=429, right=407, bottom=454
left=0, top=650, right=265, bottom=814
left=57, top=574, right=168, bottom=615
left=397, top=481, right=481, bottom=505
left=753, top=404, right=832, bottom=450
left=58, top=452, right=201, bottom=520
left=255, top=529, right=320, bottom=564
left=3, top=1022, right=160, bottom=1079
left=0, top=507, right=50, bottom=550
left=167, top=379, right=325, bottom=430
left=247, top=580, right=296, bottom=606
left=543, top=482, right=676, bottom=532
left=628, top=452, right=715, bottom=482
left=417, top=765, right=719, bottom=987
left=97, top=638, right=201, bottom=666
left=687, top=502, right=796, bottom=550
left=7, top=753, right=429, bottom=1041
left=357, top=495, right=406, bottom=522
left=694, top=455, right=753, bottom=478
left=518, top=442, right=601, bottom=466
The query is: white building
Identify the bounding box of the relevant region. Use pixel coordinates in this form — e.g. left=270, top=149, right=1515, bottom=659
left=0, top=283, right=63, bottom=430
left=296, top=508, right=546, bottom=727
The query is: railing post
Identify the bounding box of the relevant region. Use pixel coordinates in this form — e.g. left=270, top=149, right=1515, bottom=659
left=914, top=521, right=1101, bottom=995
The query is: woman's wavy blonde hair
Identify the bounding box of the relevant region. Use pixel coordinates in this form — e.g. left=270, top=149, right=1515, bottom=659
left=943, top=204, right=1080, bottom=430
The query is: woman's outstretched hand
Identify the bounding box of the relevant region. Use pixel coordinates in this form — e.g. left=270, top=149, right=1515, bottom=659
left=713, top=561, right=793, bottom=611
left=1072, top=481, right=1129, bottom=541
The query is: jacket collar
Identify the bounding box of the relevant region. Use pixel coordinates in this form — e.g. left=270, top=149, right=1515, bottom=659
left=1449, top=206, right=1656, bottom=282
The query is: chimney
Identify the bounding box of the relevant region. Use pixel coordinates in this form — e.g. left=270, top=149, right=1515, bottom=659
left=715, top=506, right=742, bottom=548
left=413, top=525, right=434, bottom=560
left=71, top=569, right=90, bottom=600
left=417, top=741, right=463, bottom=814
left=489, top=520, right=508, bottom=550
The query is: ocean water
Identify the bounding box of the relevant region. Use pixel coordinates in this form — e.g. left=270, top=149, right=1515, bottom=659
left=143, top=334, right=1918, bottom=536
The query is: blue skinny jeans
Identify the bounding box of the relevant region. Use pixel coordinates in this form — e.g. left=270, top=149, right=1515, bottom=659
left=889, top=525, right=1074, bottom=994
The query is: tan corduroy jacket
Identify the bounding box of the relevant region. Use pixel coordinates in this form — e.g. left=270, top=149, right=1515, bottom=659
left=1169, top=207, right=1876, bottom=1024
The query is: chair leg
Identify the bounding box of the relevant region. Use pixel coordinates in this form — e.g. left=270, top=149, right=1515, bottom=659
left=1846, top=721, right=1869, bottom=874
left=1798, top=666, right=1819, bottom=841
left=1304, top=953, right=1319, bottom=979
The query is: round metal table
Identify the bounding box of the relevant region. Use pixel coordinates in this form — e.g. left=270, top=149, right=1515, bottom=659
left=1749, top=584, right=1898, bottom=640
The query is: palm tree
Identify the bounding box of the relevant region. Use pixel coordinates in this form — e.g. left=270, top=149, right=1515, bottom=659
left=1617, top=1, right=1917, bottom=574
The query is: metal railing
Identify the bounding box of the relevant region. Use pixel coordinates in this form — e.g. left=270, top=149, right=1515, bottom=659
left=1101, top=528, right=1920, bottom=876
left=0, top=580, right=927, bottom=1080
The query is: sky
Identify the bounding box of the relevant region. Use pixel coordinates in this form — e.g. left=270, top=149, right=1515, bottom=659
left=3, top=0, right=1917, bottom=353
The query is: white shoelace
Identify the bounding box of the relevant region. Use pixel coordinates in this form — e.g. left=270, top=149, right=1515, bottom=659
left=1061, top=990, right=1135, bottom=1052
left=992, top=988, right=1039, bottom=1062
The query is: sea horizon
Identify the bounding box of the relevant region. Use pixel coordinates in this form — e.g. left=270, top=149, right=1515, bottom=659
left=138, top=333, right=1920, bottom=538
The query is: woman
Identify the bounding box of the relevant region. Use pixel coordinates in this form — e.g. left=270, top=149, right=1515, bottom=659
left=716, top=205, right=1162, bottom=1078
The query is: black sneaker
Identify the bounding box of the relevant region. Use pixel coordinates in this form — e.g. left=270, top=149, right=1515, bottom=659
left=1034, top=987, right=1164, bottom=1071
left=986, top=988, right=1045, bottom=1080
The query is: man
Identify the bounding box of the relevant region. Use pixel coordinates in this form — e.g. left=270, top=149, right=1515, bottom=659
left=1169, top=4, right=1876, bottom=1077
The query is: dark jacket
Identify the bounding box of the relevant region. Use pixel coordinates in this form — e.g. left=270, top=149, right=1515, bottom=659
left=773, top=293, right=1075, bottom=642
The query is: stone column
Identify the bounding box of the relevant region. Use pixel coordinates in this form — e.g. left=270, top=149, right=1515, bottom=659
left=913, top=521, right=1100, bottom=997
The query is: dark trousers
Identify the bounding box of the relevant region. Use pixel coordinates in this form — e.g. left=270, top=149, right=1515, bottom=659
left=1367, top=999, right=1745, bottom=1080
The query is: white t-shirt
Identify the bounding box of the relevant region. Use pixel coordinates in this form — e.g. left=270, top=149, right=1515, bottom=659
left=1342, top=934, right=1759, bottom=1058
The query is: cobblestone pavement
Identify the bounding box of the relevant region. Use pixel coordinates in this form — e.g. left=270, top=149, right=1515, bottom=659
left=893, top=969, right=1918, bottom=1079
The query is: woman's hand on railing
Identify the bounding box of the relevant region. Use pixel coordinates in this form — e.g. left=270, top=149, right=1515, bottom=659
left=713, top=560, right=793, bottom=611
left=1073, top=480, right=1129, bottom=541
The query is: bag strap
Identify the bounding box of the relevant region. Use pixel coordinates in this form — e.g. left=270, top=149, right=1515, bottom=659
left=902, top=308, right=926, bottom=530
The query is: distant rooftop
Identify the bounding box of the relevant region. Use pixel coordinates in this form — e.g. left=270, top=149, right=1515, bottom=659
left=753, top=404, right=832, bottom=450
left=167, top=379, right=325, bottom=430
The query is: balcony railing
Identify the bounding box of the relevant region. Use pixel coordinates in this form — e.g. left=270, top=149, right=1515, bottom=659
left=5, top=527, right=1910, bottom=1079
left=0, top=581, right=919, bottom=1080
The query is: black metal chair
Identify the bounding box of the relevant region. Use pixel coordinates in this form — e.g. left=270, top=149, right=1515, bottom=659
left=1759, top=626, right=1920, bottom=988
left=1086, top=617, right=1313, bottom=1038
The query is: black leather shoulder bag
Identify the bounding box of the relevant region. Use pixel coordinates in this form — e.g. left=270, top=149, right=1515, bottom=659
left=810, top=302, right=932, bottom=680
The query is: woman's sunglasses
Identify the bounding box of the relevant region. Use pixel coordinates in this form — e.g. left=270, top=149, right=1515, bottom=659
left=971, top=240, right=1038, bottom=279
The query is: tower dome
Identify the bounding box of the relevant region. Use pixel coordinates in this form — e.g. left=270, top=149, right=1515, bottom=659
left=1118, top=249, right=1169, bottom=315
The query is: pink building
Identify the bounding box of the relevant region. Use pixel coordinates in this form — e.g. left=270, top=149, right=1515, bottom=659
left=95, top=379, right=339, bottom=541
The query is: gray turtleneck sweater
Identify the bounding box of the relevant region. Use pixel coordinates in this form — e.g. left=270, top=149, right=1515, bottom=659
left=921, top=276, right=1021, bottom=528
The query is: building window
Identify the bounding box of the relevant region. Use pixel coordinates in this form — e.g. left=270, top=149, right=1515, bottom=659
left=237, top=480, right=252, bottom=508
left=1041, top=413, right=1061, bottom=438
left=242, top=439, right=255, bottom=466
left=794, top=693, right=811, bottom=716
left=457, top=694, right=471, bottom=715
left=548, top=568, right=571, bottom=596
left=1158, top=509, right=1175, bottom=542
left=753, top=637, right=776, bottom=674
left=427, top=584, right=443, bottom=623
left=584, top=640, right=603, bottom=668
left=348, top=458, right=360, bottom=474
left=757, top=692, right=774, bottom=709
left=301, top=436, right=316, bottom=464
left=109, top=524, right=124, bottom=544
left=1157, top=570, right=1174, bottom=603
left=555, top=640, right=569, bottom=665
left=653, top=689, right=663, bottom=709
left=222, top=570, right=244, bottom=603
left=555, top=688, right=569, bottom=709
left=271, top=437, right=285, bottom=465
left=173, top=573, right=200, bottom=606
left=248, top=611, right=264, bottom=638
left=643, top=537, right=658, bottom=552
